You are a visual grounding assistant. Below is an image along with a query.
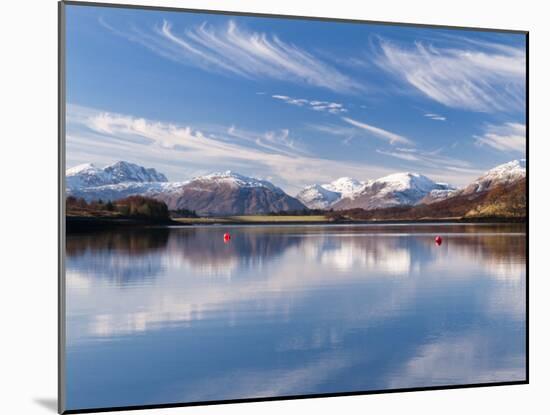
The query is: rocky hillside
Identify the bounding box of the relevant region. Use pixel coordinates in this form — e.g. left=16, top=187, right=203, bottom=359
left=328, top=178, right=526, bottom=221
left=151, top=171, right=306, bottom=215
left=66, top=164, right=306, bottom=215
left=66, top=159, right=526, bottom=218
left=66, top=161, right=167, bottom=189
left=296, top=177, right=363, bottom=209
left=332, top=172, right=454, bottom=210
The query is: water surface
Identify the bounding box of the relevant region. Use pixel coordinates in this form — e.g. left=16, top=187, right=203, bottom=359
left=65, top=223, right=526, bottom=410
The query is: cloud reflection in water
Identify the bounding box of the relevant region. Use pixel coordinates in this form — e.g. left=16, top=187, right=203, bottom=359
left=65, top=224, right=526, bottom=408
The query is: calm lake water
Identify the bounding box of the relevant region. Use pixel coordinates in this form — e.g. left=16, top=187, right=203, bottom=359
left=65, top=223, right=526, bottom=410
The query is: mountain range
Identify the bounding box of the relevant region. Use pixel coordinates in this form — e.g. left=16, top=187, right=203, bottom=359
left=297, top=173, right=456, bottom=210
left=66, top=161, right=167, bottom=189
left=67, top=163, right=306, bottom=215
left=66, top=159, right=526, bottom=216
left=328, top=176, right=526, bottom=221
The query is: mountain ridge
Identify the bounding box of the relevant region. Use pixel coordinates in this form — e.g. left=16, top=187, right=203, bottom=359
left=66, top=161, right=167, bottom=190
left=67, top=164, right=305, bottom=215
left=66, top=159, right=526, bottom=216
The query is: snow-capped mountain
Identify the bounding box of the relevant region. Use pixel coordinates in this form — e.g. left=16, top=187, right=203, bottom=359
left=67, top=181, right=176, bottom=203
left=66, top=159, right=526, bottom=215
left=152, top=171, right=305, bottom=215
left=191, top=171, right=284, bottom=193
left=322, top=177, right=366, bottom=199
left=103, top=161, right=167, bottom=184
left=420, top=188, right=458, bottom=204
left=460, top=159, right=526, bottom=195
left=296, top=185, right=341, bottom=209
left=65, top=163, right=106, bottom=188
left=66, top=161, right=167, bottom=190
left=334, top=172, right=455, bottom=210
left=296, top=177, right=366, bottom=209
left=66, top=163, right=306, bottom=215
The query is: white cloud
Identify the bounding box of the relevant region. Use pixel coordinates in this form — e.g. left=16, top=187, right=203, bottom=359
left=424, top=113, right=446, bottom=121
left=475, top=122, right=526, bottom=153
left=377, top=39, right=525, bottom=112
left=66, top=104, right=396, bottom=193
left=319, top=240, right=411, bottom=274
left=227, top=125, right=304, bottom=157
left=101, top=18, right=362, bottom=94
left=376, top=147, right=471, bottom=169
left=67, top=105, right=491, bottom=189
left=272, top=94, right=347, bottom=114
left=67, top=234, right=420, bottom=342
left=306, top=123, right=355, bottom=137
left=375, top=147, right=486, bottom=186
left=312, top=123, right=483, bottom=185
left=342, top=117, right=414, bottom=145
left=389, top=332, right=525, bottom=389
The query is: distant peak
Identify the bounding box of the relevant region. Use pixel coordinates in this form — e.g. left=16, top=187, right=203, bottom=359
left=105, top=160, right=140, bottom=169
left=66, top=160, right=168, bottom=187
left=376, top=172, right=429, bottom=182
left=66, top=162, right=98, bottom=174
left=482, top=160, right=526, bottom=179
left=202, top=170, right=245, bottom=179
left=107, top=160, right=129, bottom=167
left=332, top=176, right=356, bottom=183
left=493, top=159, right=526, bottom=170
left=328, top=176, right=362, bottom=186
left=463, top=159, right=526, bottom=195
left=321, top=176, right=366, bottom=200
left=194, top=171, right=282, bottom=192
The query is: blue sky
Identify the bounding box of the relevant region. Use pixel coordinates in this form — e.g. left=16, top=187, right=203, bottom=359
left=65, top=4, right=526, bottom=193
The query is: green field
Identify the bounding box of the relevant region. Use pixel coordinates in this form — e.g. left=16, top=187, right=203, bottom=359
left=172, top=215, right=328, bottom=224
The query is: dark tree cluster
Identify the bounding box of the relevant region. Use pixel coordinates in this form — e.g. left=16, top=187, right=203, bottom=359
left=115, top=196, right=170, bottom=219
left=66, top=195, right=170, bottom=220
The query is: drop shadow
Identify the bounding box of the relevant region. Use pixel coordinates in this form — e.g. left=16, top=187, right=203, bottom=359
left=34, top=398, right=57, bottom=412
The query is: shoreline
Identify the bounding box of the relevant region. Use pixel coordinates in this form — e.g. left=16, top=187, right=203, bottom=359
left=173, top=218, right=526, bottom=226
left=65, top=216, right=181, bottom=232
left=66, top=215, right=526, bottom=232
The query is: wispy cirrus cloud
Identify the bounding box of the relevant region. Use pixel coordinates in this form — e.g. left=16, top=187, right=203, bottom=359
left=376, top=147, right=475, bottom=170
left=100, top=18, right=362, bottom=94
left=226, top=125, right=306, bottom=157
left=342, top=117, right=414, bottom=146
left=306, top=123, right=355, bottom=137
left=272, top=95, right=347, bottom=114
left=66, top=105, right=488, bottom=190
left=375, top=147, right=485, bottom=186
left=424, top=113, right=446, bottom=121
left=66, top=104, right=396, bottom=193
left=475, top=122, right=526, bottom=153
left=305, top=123, right=357, bottom=145
left=69, top=104, right=303, bottom=160
left=376, top=38, right=525, bottom=112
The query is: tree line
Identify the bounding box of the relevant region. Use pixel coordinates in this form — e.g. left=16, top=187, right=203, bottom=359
left=66, top=195, right=170, bottom=220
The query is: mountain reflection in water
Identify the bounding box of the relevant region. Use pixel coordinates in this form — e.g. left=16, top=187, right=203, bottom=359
left=65, top=223, right=526, bottom=410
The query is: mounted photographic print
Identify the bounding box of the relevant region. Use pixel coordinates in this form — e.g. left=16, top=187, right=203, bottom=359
left=59, top=1, right=528, bottom=413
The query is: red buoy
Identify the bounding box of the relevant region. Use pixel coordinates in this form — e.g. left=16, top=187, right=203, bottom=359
left=435, top=235, right=442, bottom=246
left=223, top=232, right=231, bottom=243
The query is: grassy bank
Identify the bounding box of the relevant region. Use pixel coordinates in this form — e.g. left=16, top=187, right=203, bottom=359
left=172, top=215, right=328, bottom=224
